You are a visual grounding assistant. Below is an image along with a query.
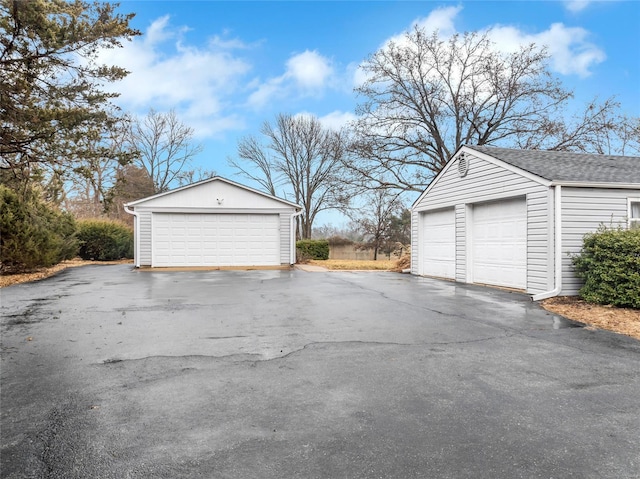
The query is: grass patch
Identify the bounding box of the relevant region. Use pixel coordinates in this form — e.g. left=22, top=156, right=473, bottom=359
left=309, top=259, right=396, bottom=270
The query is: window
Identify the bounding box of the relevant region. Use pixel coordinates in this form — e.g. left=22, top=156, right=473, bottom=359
left=629, top=199, right=640, bottom=230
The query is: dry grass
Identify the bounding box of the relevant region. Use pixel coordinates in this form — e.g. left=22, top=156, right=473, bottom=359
left=308, top=259, right=397, bottom=270
left=390, top=255, right=411, bottom=272
left=542, top=296, right=640, bottom=340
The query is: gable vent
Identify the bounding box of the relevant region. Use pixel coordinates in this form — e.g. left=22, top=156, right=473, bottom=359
left=457, top=153, right=469, bottom=177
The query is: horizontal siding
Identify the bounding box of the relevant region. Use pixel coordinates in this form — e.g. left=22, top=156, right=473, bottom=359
left=411, top=211, right=419, bottom=274
left=279, top=213, right=290, bottom=264
left=415, top=156, right=546, bottom=211
left=455, top=204, right=466, bottom=281
left=139, top=212, right=152, bottom=266
left=560, top=187, right=636, bottom=295
left=527, top=190, right=552, bottom=294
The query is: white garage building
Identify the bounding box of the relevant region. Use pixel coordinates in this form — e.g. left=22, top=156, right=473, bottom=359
left=125, top=177, right=301, bottom=268
left=411, top=146, right=640, bottom=299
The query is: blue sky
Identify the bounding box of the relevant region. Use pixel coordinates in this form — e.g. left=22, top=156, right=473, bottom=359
left=104, top=0, right=640, bottom=226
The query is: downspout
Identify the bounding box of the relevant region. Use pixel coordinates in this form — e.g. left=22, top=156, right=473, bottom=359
left=290, top=209, right=303, bottom=265
left=532, top=185, right=562, bottom=301
left=124, top=204, right=140, bottom=268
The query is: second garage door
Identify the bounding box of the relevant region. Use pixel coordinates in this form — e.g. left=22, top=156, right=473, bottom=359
left=152, top=213, right=280, bottom=267
left=472, top=198, right=527, bottom=289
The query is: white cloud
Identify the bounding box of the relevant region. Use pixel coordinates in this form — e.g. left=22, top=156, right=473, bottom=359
left=291, top=110, right=356, bottom=132
left=97, top=16, right=252, bottom=138
left=317, top=110, right=358, bottom=130
left=247, top=50, right=335, bottom=108
left=411, top=5, right=462, bottom=38
left=354, top=6, right=462, bottom=87
left=564, top=0, right=592, bottom=12
left=247, top=78, right=284, bottom=109
left=286, top=50, right=334, bottom=89
left=488, top=23, right=605, bottom=77
left=386, top=5, right=462, bottom=47
left=354, top=5, right=605, bottom=85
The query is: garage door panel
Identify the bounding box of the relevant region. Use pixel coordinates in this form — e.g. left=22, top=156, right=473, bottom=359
left=421, top=208, right=455, bottom=279
left=152, top=214, right=280, bottom=267
left=473, top=198, right=526, bottom=289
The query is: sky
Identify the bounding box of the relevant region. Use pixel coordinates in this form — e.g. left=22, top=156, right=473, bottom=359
left=103, top=0, right=640, bottom=227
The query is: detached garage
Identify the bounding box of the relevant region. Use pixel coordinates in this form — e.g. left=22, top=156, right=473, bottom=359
left=124, top=177, right=301, bottom=268
left=412, top=146, right=640, bottom=299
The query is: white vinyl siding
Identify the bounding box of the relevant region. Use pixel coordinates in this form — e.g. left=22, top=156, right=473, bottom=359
left=411, top=210, right=419, bottom=274
left=412, top=152, right=550, bottom=294
left=279, top=213, right=291, bottom=264
left=560, top=188, right=637, bottom=295
left=455, top=204, right=466, bottom=281
left=527, top=190, right=554, bottom=292
left=139, top=212, right=152, bottom=266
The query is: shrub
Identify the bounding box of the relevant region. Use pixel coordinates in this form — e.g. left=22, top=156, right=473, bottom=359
left=572, top=226, right=640, bottom=309
left=296, top=239, right=329, bottom=261
left=76, top=219, right=133, bottom=261
left=0, top=185, right=78, bottom=273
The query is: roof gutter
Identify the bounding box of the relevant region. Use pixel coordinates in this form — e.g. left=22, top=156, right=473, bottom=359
left=124, top=204, right=140, bottom=268
left=550, top=181, right=640, bottom=189
left=290, top=209, right=303, bottom=265
left=532, top=185, right=562, bottom=301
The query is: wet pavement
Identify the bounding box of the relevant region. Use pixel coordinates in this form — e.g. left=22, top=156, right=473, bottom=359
left=1, top=265, right=639, bottom=478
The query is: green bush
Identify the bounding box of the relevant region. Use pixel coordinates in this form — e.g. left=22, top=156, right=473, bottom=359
left=0, top=185, right=78, bottom=273
left=76, top=219, right=133, bottom=261
left=572, top=227, right=640, bottom=309
left=296, top=239, right=329, bottom=261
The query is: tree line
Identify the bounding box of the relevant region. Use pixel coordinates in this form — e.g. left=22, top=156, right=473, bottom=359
left=1, top=0, right=638, bottom=272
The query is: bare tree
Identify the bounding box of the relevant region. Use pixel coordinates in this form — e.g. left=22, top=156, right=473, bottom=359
left=230, top=114, right=349, bottom=239
left=229, top=135, right=278, bottom=196
left=616, top=116, right=640, bottom=157
left=348, top=27, right=628, bottom=192
left=346, top=188, right=405, bottom=260
left=175, top=167, right=216, bottom=188
left=126, top=109, right=203, bottom=193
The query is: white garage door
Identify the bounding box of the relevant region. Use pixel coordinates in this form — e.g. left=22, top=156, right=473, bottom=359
left=472, top=198, right=526, bottom=289
left=152, top=214, right=280, bottom=267
left=421, top=208, right=456, bottom=279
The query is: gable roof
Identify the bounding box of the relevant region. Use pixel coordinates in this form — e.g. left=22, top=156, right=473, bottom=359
left=124, top=176, right=301, bottom=209
left=467, top=145, right=640, bottom=184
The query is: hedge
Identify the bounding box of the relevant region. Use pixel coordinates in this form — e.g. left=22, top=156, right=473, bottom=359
left=76, top=219, right=134, bottom=261
left=572, top=227, right=640, bottom=308
left=296, top=239, right=329, bottom=261
left=0, top=185, right=78, bottom=273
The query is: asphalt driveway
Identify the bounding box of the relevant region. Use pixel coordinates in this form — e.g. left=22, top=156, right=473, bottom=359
left=1, top=265, right=639, bottom=478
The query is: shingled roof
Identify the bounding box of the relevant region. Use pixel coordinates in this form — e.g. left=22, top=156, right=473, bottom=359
left=467, top=145, right=640, bottom=184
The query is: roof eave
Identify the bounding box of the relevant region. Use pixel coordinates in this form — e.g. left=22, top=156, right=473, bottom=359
left=550, top=180, right=640, bottom=189
left=124, top=176, right=302, bottom=210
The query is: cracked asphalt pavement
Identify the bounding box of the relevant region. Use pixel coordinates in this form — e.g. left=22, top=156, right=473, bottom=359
left=1, top=265, right=639, bottom=478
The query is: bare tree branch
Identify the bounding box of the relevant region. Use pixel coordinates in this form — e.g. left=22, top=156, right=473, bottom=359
left=230, top=114, right=350, bottom=239
left=346, top=27, right=635, bottom=193
left=125, top=109, right=203, bottom=193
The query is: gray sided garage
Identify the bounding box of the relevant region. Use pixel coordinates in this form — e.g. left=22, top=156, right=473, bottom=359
left=125, top=177, right=301, bottom=268
left=412, top=146, right=640, bottom=299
